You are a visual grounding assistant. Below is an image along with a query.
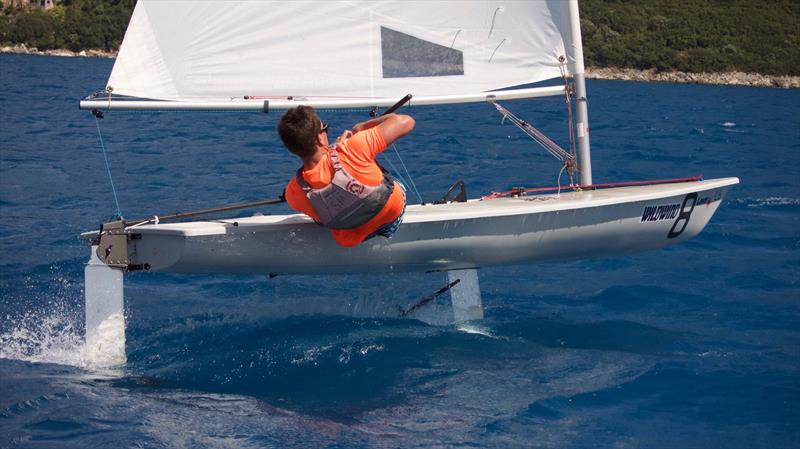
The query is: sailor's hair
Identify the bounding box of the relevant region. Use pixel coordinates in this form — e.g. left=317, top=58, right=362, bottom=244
left=277, top=106, right=320, bottom=159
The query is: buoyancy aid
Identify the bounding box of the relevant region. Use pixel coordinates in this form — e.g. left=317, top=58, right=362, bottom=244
left=295, top=144, right=394, bottom=230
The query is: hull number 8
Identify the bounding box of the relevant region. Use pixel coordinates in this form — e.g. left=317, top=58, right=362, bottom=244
left=667, top=192, right=697, bottom=239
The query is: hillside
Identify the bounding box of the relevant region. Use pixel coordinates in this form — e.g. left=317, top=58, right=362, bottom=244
left=2, top=0, right=798, bottom=83
left=0, top=0, right=133, bottom=53
left=580, top=0, right=800, bottom=76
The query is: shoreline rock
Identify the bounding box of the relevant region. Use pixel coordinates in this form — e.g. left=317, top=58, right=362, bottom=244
left=586, top=66, right=799, bottom=89
left=2, top=44, right=797, bottom=89
left=1, top=43, right=116, bottom=59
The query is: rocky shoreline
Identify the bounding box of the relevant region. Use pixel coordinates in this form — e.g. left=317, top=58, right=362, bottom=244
left=586, top=66, right=799, bottom=89
left=1, top=43, right=116, bottom=59
left=3, top=44, right=798, bottom=89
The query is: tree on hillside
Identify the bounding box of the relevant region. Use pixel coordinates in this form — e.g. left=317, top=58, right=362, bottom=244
left=580, top=0, right=800, bottom=75
left=0, top=0, right=134, bottom=52
left=1, top=0, right=798, bottom=76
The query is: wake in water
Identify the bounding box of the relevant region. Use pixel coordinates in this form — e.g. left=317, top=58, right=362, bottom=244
left=0, top=307, right=85, bottom=367
left=0, top=310, right=126, bottom=371
left=732, top=196, right=800, bottom=208
left=0, top=270, right=476, bottom=374
left=0, top=274, right=125, bottom=371
left=456, top=322, right=498, bottom=338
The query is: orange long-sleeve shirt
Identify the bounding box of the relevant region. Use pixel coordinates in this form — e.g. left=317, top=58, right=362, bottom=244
left=284, top=127, right=405, bottom=247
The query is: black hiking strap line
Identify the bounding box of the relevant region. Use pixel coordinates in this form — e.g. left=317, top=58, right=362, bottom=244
left=434, top=180, right=467, bottom=205
left=398, top=278, right=461, bottom=317
left=123, top=196, right=286, bottom=227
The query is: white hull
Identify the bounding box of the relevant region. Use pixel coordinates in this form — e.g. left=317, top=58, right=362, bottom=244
left=105, top=178, right=738, bottom=275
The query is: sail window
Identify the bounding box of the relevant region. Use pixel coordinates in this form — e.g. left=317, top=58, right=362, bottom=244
left=381, top=26, right=464, bottom=78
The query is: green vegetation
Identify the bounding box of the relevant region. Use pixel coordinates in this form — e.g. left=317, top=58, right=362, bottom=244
left=1, top=0, right=798, bottom=76
left=580, top=0, right=800, bottom=75
left=0, top=0, right=134, bottom=52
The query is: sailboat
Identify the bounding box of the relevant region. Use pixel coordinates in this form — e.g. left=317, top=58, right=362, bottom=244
left=78, top=0, right=738, bottom=364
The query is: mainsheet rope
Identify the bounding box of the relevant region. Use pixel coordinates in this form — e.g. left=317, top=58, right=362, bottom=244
left=382, top=157, right=412, bottom=195
left=389, top=143, right=424, bottom=204
left=94, top=116, right=124, bottom=219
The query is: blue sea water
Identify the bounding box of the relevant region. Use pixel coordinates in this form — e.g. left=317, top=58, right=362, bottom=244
left=0, top=53, right=798, bottom=448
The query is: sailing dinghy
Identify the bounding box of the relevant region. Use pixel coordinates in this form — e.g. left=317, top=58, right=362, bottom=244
left=79, top=0, right=738, bottom=364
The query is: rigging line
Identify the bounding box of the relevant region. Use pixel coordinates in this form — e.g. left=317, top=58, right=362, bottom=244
left=482, top=175, right=703, bottom=200
left=391, top=143, right=424, bottom=205
left=494, top=102, right=572, bottom=162
left=559, top=58, right=577, bottom=160
left=94, top=116, right=123, bottom=219
left=382, top=156, right=411, bottom=192
left=507, top=114, right=565, bottom=159
left=556, top=164, right=567, bottom=196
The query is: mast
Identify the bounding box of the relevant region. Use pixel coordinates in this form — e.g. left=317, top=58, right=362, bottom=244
left=568, top=0, right=593, bottom=185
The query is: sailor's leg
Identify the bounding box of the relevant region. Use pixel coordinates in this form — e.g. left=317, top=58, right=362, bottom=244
left=84, top=245, right=126, bottom=365
left=448, top=269, right=484, bottom=323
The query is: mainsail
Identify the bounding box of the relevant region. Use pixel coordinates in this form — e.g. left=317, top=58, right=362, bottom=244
left=83, top=0, right=577, bottom=109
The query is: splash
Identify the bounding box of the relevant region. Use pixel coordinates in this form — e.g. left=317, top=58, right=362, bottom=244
left=733, top=197, right=800, bottom=208
left=456, top=322, right=497, bottom=338
left=337, top=344, right=385, bottom=364
left=0, top=309, right=126, bottom=370
left=84, top=313, right=127, bottom=367
left=0, top=270, right=126, bottom=371
left=1, top=308, right=79, bottom=364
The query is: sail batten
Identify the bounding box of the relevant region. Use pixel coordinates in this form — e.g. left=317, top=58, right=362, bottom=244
left=103, top=1, right=574, bottom=105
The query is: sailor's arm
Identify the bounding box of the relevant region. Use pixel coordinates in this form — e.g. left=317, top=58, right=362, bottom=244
left=352, top=113, right=415, bottom=146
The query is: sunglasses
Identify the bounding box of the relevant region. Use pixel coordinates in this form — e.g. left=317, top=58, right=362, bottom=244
left=319, top=121, right=329, bottom=134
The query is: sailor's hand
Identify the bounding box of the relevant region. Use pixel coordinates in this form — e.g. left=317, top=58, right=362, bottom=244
left=336, top=129, right=353, bottom=144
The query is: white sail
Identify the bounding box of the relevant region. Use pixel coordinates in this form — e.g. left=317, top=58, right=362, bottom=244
left=104, top=1, right=573, bottom=105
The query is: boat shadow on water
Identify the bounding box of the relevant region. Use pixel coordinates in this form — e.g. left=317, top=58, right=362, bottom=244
left=106, top=294, right=688, bottom=421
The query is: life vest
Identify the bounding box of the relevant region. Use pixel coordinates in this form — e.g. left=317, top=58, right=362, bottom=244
left=295, top=144, right=394, bottom=230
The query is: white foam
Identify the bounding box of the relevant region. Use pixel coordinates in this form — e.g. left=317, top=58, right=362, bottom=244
left=737, top=197, right=800, bottom=208
left=455, top=322, right=497, bottom=338
left=84, top=313, right=127, bottom=367
left=0, top=308, right=126, bottom=371
left=1, top=310, right=81, bottom=365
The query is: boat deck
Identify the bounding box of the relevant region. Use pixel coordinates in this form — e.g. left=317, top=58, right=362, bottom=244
left=115, top=178, right=738, bottom=237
